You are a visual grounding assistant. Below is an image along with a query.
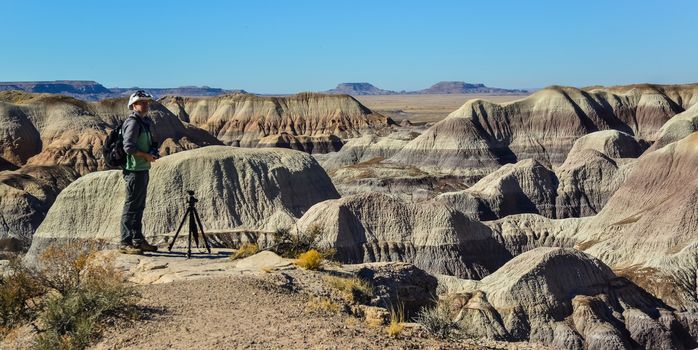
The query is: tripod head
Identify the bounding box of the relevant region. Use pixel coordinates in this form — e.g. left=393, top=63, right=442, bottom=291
left=186, top=190, right=198, bottom=207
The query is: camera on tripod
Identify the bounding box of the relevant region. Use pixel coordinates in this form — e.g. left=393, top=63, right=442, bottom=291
left=168, top=190, right=211, bottom=258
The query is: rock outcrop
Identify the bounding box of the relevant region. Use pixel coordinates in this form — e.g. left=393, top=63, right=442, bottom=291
left=646, top=102, right=698, bottom=152
left=27, top=146, right=339, bottom=256
left=555, top=130, right=644, bottom=218
left=389, top=84, right=698, bottom=179
left=315, top=132, right=416, bottom=172
left=445, top=247, right=696, bottom=349
left=0, top=165, right=78, bottom=251
left=576, top=131, right=698, bottom=310
left=256, top=132, right=344, bottom=154
left=159, top=93, right=394, bottom=149
left=296, top=192, right=511, bottom=279
left=436, top=159, right=558, bottom=219
left=0, top=91, right=221, bottom=174
left=483, top=213, right=586, bottom=256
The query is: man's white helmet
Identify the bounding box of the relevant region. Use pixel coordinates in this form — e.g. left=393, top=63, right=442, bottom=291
left=127, top=90, right=153, bottom=110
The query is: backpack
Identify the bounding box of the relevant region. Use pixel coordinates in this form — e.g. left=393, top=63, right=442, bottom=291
left=102, top=116, right=144, bottom=169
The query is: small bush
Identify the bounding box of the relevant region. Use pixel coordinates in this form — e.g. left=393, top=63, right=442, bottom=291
left=36, top=241, right=104, bottom=294
left=305, top=297, right=340, bottom=314
left=32, top=243, right=137, bottom=350
left=0, top=259, right=44, bottom=335
left=415, top=299, right=458, bottom=339
left=386, top=304, right=405, bottom=337
left=271, top=226, right=323, bottom=258
left=230, top=243, right=259, bottom=261
left=294, top=249, right=324, bottom=270
left=324, top=276, right=373, bottom=304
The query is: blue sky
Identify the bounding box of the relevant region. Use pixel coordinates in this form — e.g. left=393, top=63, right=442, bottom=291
left=1, top=0, right=696, bottom=93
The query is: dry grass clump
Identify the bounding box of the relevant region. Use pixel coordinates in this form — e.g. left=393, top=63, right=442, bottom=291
left=230, top=243, right=259, bottom=261
left=305, top=297, right=341, bottom=314
left=386, top=304, right=405, bottom=337
left=294, top=249, right=324, bottom=270
left=323, top=275, right=373, bottom=304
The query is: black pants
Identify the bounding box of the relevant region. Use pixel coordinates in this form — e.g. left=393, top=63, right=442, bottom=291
left=120, top=170, right=149, bottom=245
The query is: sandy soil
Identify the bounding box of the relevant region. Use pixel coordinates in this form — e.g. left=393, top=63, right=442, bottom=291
left=354, top=94, right=528, bottom=123
left=91, top=275, right=549, bottom=350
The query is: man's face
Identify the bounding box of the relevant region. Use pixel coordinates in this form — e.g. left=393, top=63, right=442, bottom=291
left=132, top=100, right=149, bottom=114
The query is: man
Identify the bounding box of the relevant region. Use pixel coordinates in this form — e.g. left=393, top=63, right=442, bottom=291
left=120, top=90, right=159, bottom=254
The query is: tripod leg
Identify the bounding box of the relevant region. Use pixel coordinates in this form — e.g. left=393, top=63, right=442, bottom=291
left=169, top=208, right=191, bottom=252
left=192, top=208, right=211, bottom=254
left=187, top=209, right=195, bottom=259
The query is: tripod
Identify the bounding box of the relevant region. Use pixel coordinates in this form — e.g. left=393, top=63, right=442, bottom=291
left=168, top=190, right=212, bottom=258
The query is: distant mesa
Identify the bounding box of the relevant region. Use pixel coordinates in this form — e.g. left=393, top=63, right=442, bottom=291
left=0, top=80, right=110, bottom=95
left=324, top=83, right=397, bottom=95
left=414, top=81, right=528, bottom=94
left=0, top=80, right=247, bottom=101
left=324, top=81, right=527, bottom=95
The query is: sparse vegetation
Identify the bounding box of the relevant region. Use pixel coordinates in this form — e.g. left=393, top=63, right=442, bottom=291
left=0, top=242, right=138, bottom=350
left=272, top=225, right=332, bottom=259
left=230, top=243, right=259, bottom=260
left=386, top=304, right=405, bottom=337
left=305, top=297, right=341, bottom=314
left=324, top=275, right=373, bottom=304
left=0, top=259, right=44, bottom=337
left=295, top=249, right=324, bottom=270
left=415, top=298, right=458, bottom=339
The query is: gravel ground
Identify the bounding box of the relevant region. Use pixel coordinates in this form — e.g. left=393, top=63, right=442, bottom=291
left=90, top=276, right=550, bottom=350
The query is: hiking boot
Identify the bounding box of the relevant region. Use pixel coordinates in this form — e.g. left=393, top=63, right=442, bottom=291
left=134, top=240, right=158, bottom=252
left=119, top=244, right=143, bottom=255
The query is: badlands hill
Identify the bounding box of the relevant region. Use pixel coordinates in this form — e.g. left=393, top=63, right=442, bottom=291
left=27, top=146, right=339, bottom=256
left=0, top=91, right=222, bottom=174
left=293, top=134, right=698, bottom=348
left=0, top=165, right=78, bottom=252
left=159, top=92, right=395, bottom=151
left=434, top=129, right=646, bottom=220
left=388, top=84, right=698, bottom=179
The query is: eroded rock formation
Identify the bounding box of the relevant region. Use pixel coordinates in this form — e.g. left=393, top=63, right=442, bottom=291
left=0, top=91, right=221, bottom=174
left=0, top=165, right=78, bottom=251
left=159, top=93, right=394, bottom=149
left=389, top=84, right=698, bottom=179
left=27, top=146, right=339, bottom=256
